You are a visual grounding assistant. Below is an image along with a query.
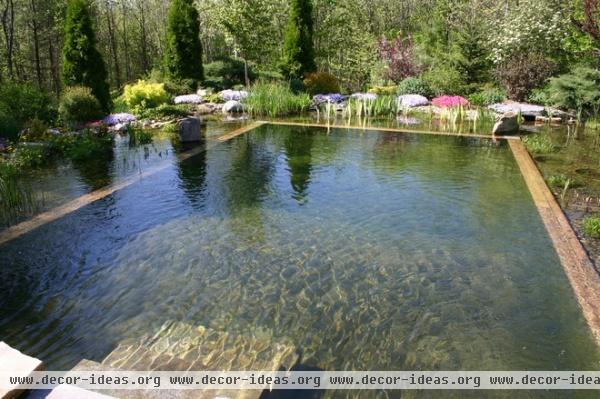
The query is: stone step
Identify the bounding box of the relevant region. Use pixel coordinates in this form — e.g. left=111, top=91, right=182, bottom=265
left=104, top=321, right=298, bottom=372
left=0, top=341, right=43, bottom=399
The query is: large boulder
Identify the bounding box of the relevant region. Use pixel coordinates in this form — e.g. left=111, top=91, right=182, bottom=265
left=222, top=100, right=244, bottom=114
left=489, top=102, right=545, bottom=121
left=492, top=112, right=520, bottom=135
left=178, top=117, right=203, bottom=142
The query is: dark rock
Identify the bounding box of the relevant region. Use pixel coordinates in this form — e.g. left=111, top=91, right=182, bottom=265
left=178, top=117, right=203, bottom=142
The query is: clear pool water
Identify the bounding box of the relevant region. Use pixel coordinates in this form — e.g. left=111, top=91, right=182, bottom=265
left=1, top=124, right=599, bottom=398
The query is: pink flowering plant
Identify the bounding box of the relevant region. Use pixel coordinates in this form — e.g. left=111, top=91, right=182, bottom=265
left=431, top=96, right=470, bottom=108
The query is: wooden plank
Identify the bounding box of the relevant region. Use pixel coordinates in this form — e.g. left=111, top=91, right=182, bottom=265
left=216, top=121, right=266, bottom=142
left=261, top=120, right=520, bottom=140
left=509, top=139, right=600, bottom=345
left=0, top=123, right=265, bottom=246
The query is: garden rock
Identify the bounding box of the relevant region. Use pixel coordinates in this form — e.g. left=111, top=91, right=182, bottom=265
left=178, top=117, right=203, bottom=142
left=222, top=100, right=244, bottom=113
left=350, top=92, right=378, bottom=101
left=489, top=103, right=545, bottom=121
left=492, top=112, right=519, bottom=135
left=397, top=94, right=429, bottom=108
left=174, top=94, right=203, bottom=104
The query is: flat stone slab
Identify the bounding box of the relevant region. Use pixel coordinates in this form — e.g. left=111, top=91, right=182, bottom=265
left=0, top=341, right=43, bottom=399
left=46, top=385, right=116, bottom=399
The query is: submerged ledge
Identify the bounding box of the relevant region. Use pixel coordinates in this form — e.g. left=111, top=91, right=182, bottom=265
left=509, top=139, right=600, bottom=345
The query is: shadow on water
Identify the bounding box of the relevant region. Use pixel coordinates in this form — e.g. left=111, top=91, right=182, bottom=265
left=283, top=127, right=315, bottom=204
left=176, top=141, right=208, bottom=209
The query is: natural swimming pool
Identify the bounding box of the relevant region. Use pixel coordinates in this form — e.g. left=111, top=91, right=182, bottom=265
left=1, top=124, right=599, bottom=397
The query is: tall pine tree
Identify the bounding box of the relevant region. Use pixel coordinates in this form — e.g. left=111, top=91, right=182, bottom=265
left=62, top=0, right=111, bottom=112
left=280, top=0, right=316, bottom=78
left=164, top=0, right=204, bottom=83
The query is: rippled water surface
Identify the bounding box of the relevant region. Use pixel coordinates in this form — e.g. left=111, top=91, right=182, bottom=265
left=1, top=124, right=599, bottom=398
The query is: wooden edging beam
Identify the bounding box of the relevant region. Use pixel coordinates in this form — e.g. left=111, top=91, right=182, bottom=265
left=508, top=139, right=600, bottom=345
left=0, top=122, right=265, bottom=246
left=260, top=120, right=520, bottom=141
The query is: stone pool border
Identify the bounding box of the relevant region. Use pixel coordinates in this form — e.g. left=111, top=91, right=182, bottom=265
left=1, top=121, right=599, bottom=347
left=508, top=139, right=600, bottom=344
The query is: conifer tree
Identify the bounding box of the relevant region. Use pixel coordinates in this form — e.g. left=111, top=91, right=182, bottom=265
left=280, top=0, right=317, bottom=78
left=62, top=0, right=111, bottom=112
left=164, top=0, right=204, bottom=83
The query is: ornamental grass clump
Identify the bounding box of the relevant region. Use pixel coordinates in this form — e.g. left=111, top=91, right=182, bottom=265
left=245, top=82, right=311, bottom=117
left=345, top=95, right=398, bottom=118
left=583, top=217, right=600, bottom=238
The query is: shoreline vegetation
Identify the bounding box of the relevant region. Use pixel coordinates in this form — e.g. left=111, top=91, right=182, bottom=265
left=0, top=0, right=599, bottom=256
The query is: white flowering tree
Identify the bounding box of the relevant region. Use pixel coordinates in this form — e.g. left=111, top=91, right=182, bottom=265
left=490, top=0, right=571, bottom=64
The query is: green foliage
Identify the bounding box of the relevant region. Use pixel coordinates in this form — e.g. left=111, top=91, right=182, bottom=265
left=422, top=65, right=467, bottom=96
left=13, top=145, right=53, bottom=168
left=50, top=127, right=114, bottom=162
left=203, top=93, right=225, bottom=104
left=59, top=86, right=104, bottom=125
left=164, top=0, right=203, bottom=83
left=468, top=88, right=506, bottom=106
left=19, top=119, right=50, bottom=142
left=62, top=0, right=111, bottom=112
left=547, top=67, right=600, bottom=117
left=303, top=72, right=341, bottom=95
left=396, top=77, right=432, bottom=97
left=528, top=86, right=554, bottom=106
left=546, top=174, right=570, bottom=188
left=204, top=56, right=255, bottom=90
left=368, top=86, right=398, bottom=96
left=523, top=134, right=557, bottom=154
left=0, top=83, right=57, bottom=140
left=245, top=81, right=312, bottom=116
left=280, top=0, right=316, bottom=78
left=583, top=216, right=600, bottom=238
left=344, top=95, right=398, bottom=118
left=0, top=161, right=38, bottom=226
left=122, top=80, right=170, bottom=114
left=137, top=104, right=193, bottom=120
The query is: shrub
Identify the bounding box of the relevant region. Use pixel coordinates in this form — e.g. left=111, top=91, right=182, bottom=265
left=19, top=119, right=50, bottom=142
left=368, top=86, right=397, bottom=96
left=59, top=86, right=104, bottom=124
left=547, top=67, right=600, bottom=118
left=495, top=53, right=555, bottom=101
left=122, top=80, right=169, bottom=113
left=522, top=134, right=556, bottom=154
left=13, top=145, right=53, bottom=168
left=137, top=104, right=192, bottom=120
left=204, top=56, right=255, bottom=91
left=64, top=128, right=113, bottom=162
left=0, top=82, right=57, bottom=139
left=246, top=82, right=311, bottom=117
left=468, top=88, right=506, bottom=106
left=583, top=217, right=600, bottom=238
left=528, top=86, right=553, bottom=106
left=422, top=65, right=467, bottom=96
left=303, top=71, right=340, bottom=95
left=203, top=93, right=224, bottom=104
left=396, top=77, right=432, bottom=97
left=377, top=37, right=420, bottom=83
